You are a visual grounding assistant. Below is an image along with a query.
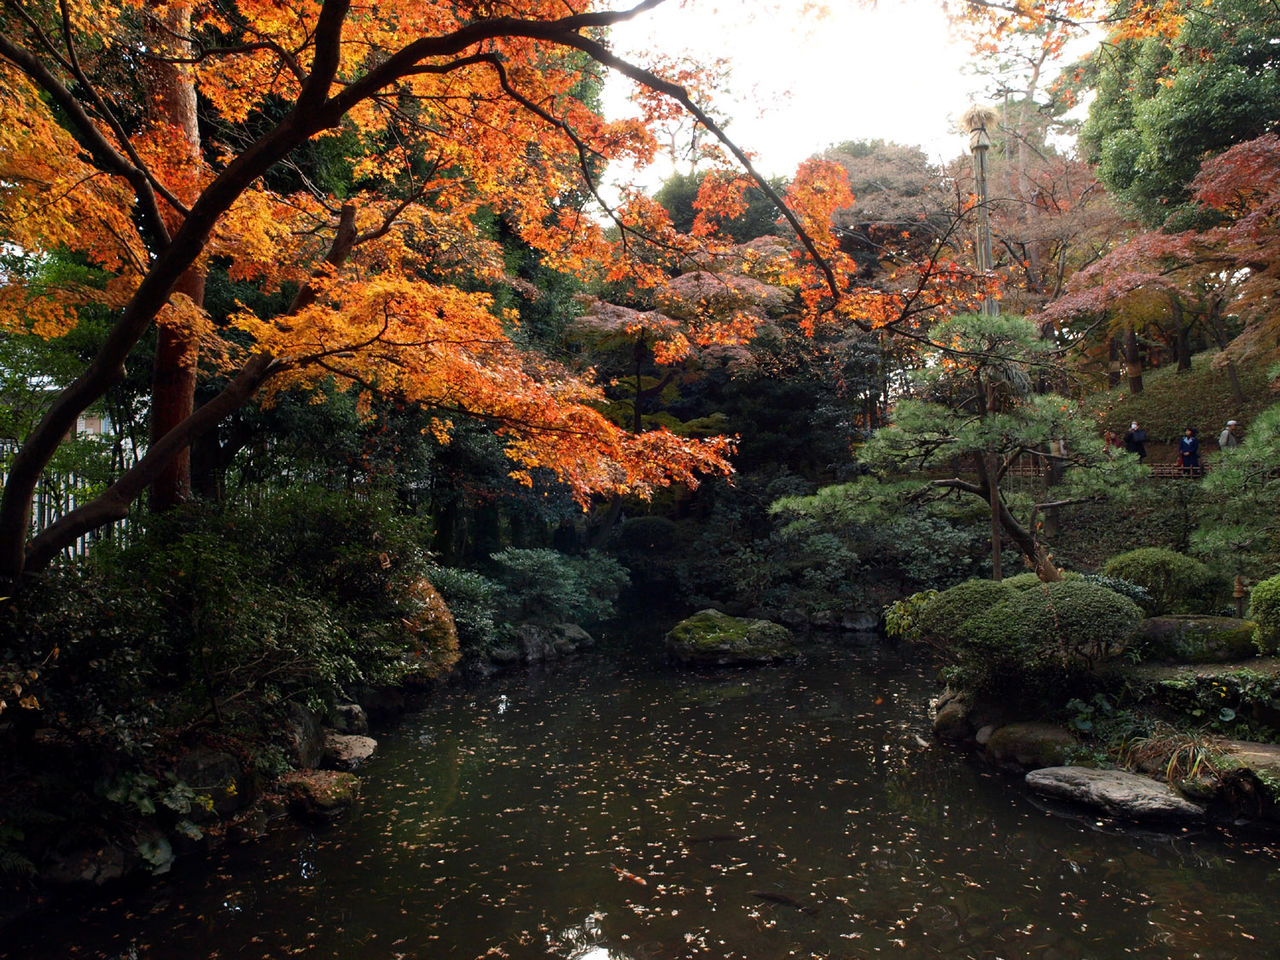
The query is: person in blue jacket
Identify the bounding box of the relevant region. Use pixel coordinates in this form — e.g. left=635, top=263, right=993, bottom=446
left=1178, top=426, right=1201, bottom=477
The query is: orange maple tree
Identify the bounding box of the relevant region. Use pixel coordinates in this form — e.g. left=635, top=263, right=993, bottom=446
left=0, top=0, right=859, bottom=583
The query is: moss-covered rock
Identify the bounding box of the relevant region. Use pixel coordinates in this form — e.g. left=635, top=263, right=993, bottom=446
left=283, top=771, right=361, bottom=826
left=933, top=700, right=973, bottom=742
left=1133, top=615, right=1258, bottom=663
left=665, top=609, right=798, bottom=667
left=985, top=722, right=1078, bottom=768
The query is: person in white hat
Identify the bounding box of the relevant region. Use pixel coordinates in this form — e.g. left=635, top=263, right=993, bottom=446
left=1123, top=421, right=1147, bottom=461
left=1219, top=420, right=1240, bottom=450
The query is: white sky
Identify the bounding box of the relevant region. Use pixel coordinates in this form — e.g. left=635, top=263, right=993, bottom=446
left=601, top=0, right=990, bottom=190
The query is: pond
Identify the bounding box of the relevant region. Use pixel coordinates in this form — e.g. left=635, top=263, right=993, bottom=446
left=8, top=633, right=1280, bottom=959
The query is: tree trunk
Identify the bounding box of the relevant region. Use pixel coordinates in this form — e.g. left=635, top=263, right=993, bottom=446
left=974, top=451, right=1003, bottom=580
left=24, top=354, right=277, bottom=571
left=1204, top=301, right=1246, bottom=406
left=1108, top=336, right=1123, bottom=388
left=17, top=208, right=359, bottom=577
left=998, top=499, right=1062, bottom=582
left=0, top=6, right=351, bottom=586
left=1167, top=292, right=1192, bottom=373
left=1124, top=328, right=1144, bottom=394
left=145, top=1, right=204, bottom=510
left=1041, top=443, right=1065, bottom=538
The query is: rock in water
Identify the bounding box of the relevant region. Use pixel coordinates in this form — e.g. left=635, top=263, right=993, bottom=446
left=332, top=702, right=369, bottom=735
left=284, top=771, right=362, bottom=826
left=665, top=609, right=798, bottom=667
left=985, top=723, right=1077, bottom=768
left=1025, top=766, right=1205, bottom=823
left=932, top=700, right=972, bottom=742
left=322, top=732, right=378, bottom=771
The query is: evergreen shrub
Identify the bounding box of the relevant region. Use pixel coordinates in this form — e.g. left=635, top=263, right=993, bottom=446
left=949, top=580, right=1143, bottom=703
left=913, top=578, right=1017, bottom=648
left=7, top=486, right=453, bottom=748
left=883, top=589, right=938, bottom=641
left=1002, top=571, right=1085, bottom=591
left=1001, top=572, right=1046, bottom=591
left=427, top=565, right=501, bottom=657
left=489, top=548, right=629, bottom=625
left=1249, top=573, right=1280, bottom=654
left=1081, top=573, right=1152, bottom=611
left=1101, top=547, right=1222, bottom=615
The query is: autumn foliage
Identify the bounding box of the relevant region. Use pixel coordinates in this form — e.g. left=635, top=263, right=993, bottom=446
left=1040, top=134, right=1280, bottom=364
left=0, top=0, right=861, bottom=581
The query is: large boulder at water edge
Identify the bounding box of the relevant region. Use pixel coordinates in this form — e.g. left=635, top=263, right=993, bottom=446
left=984, top=722, right=1077, bottom=768
left=933, top=700, right=973, bottom=742
left=331, top=702, right=369, bottom=735
left=1133, top=615, right=1258, bottom=663
left=665, top=609, right=798, bottom=667
left=322, top=732, right=378, bottom=771
left=509, top=622, right=596, bottom=662
left=1026, top=766, right=1206, bottom=823
left=175, top=747, right=251, bottom=818
left=283, top=702, right=324, bottom=769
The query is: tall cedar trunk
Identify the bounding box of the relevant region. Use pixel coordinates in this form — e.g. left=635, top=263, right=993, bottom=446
left=1108, top=336, right=1123, bottom=388
left=190, top=428, right=223, bottom=501
left=1204, top=300, right=1247, bottom=406
left=1168, top=292, right=1192, bottom=373
left=1124, top=328, right=1144, bottom=394
left=145, top=1, right=204, bottom=510
left=986, top=451, right=1002, bottom=580
left=975, top=374, right=1003, bottom=580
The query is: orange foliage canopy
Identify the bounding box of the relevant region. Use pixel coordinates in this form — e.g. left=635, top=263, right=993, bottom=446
left=0, top=0, right=856, bottom=577
left=948, top=0, right=1189, bottom=51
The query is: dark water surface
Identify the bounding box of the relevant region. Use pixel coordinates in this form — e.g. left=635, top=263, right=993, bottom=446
left=10, top=637, right=1280, bottom=959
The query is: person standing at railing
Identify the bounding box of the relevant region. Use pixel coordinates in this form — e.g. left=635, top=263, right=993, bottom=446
left=1179, top=426, right=1202, bottom=477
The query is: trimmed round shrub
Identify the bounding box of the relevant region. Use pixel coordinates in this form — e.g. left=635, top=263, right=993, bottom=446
left=951, top=580, right=1144, bottom=702
left=1101, top=547, right=1222, bottom=616
left=914, top=578, right=1017, bottom=648
left=1002, top=571, right=1083, bottom=591
left=1001, top=572, right=1047, bottom=591
left=1249, top=573, right=1280, bottom=654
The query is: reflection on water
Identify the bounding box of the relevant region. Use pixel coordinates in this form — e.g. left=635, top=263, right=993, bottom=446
left=7, top=637, right=1280, bottom=959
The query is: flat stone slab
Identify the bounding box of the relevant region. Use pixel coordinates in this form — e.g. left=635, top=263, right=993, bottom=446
left=1026, top=766, right=1205, bottom=823
left=1223, top=740, right=1280, bottom=780
left=1123, top=656, right=1280, bottom=682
